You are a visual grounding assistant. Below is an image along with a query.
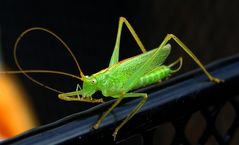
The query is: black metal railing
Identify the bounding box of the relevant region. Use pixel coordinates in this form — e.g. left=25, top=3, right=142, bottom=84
left=1, top=54, right=239, bottom=145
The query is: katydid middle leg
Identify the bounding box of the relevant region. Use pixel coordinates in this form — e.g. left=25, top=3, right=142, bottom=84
left=92, top=92, right=147, bottom=141
left=112, top=93, right=148, bottom=140
left=93, top=97, right=124, bottom=129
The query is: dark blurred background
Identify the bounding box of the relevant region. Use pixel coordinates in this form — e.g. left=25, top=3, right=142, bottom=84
left=0, top=0, right=239, bottom=129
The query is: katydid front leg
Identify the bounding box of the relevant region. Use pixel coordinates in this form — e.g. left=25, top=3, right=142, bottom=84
left=58, top=84, right=104, bottom=103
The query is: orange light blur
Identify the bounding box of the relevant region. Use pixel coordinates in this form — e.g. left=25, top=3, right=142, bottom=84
left=0, top=73, right=38, bottom=139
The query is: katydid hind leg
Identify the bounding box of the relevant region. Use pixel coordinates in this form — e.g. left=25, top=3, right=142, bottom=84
left=109, top=17, right=147, bottom=67
left=160, top=34, right=223, bottom=83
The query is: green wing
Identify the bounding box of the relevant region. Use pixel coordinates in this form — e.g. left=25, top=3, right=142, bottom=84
left=108, top=44, right=171, bottom=86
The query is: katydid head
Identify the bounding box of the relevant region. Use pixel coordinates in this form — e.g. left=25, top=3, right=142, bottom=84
left=81, top=75, right=98, bottom=97
left=58, top=75, right=103, bottom=103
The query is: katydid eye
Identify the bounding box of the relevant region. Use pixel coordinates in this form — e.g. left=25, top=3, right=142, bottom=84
left=91, top=78, right=97, bottom=84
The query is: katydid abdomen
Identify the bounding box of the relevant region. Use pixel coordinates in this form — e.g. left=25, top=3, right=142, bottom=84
left=132, top=65, right=172, bottom=90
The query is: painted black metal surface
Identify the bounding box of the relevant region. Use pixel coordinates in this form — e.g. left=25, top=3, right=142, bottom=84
left=1, top=54, right=239, bottom=145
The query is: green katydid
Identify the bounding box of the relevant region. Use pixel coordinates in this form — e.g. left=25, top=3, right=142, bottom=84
left=2, top=17, right=222, bottom=140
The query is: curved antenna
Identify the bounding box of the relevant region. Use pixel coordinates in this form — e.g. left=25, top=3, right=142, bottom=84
left=13, top=27, right=85, bottom=93
left=14, top=27, right=85, bottom=77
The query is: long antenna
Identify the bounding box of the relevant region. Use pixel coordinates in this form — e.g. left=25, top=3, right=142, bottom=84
left=14, top=27, right=85, bottom=78
left=12, top=27, right=86, bottom=93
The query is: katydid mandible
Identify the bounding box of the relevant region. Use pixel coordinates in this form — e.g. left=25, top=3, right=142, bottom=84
left=2, top=17, right=222, bottom=140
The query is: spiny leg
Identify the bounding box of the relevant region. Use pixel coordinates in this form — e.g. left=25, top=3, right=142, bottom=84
left=160, top=34, right=222, bottom=83
left=109, top=17, right=147, bottom=67
left=93, top=97, right=123, bottom=129
left=112, top=93, right=148, bottom=141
